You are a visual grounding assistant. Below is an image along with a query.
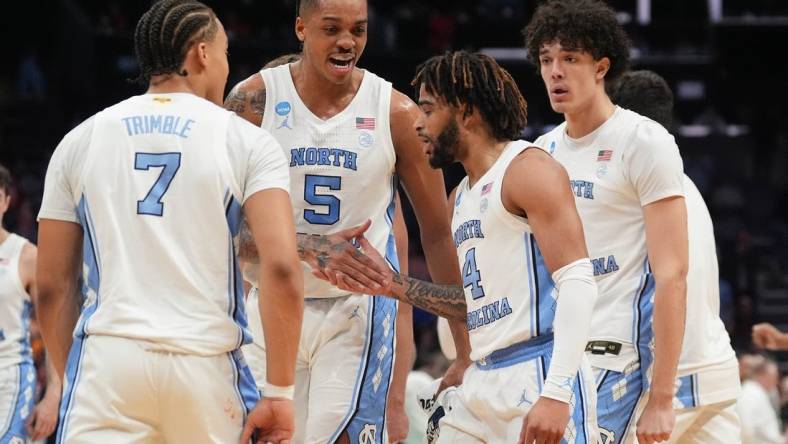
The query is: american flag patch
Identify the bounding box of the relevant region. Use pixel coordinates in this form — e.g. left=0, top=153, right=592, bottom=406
left=481, top=182, right=493, bottom=195
left=355, top=117, right=375, bottom=130
left=597, top=149, right=613, bottom=161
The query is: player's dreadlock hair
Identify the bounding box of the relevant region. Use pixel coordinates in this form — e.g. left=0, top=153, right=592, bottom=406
left=412, top=51, right=528, bottom=141
left=133, top=0, right=218, bottom=84
left=523, top=0, right=631, bottom=82
left=0, top=163, right=12, bottom=195
left=608, top=70, right=674, bottom=128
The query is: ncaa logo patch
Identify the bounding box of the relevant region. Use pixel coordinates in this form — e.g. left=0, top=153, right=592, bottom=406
left=275, top=101, right=291, bottom=116
left=358, top=131, right=374, bottom=148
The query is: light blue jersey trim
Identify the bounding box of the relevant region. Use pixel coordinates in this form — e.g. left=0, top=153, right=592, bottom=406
left=530, top=235, right=557, bottom=336
left=524, top=234, right=558, bottom=338
left=229, top=350, right=260, bottom=417
left=18, top=301, right=33, bottom=365
left=327, top=299, right=374, bottom=443
left=476, top=333, right=554, bottom=370
left=57, top=196, right=101, bottom=444
left=332, top=176, right=399, bottom=444
left=0, top=363, right=36, bottom=441
left=675, top=374, right=699, bottom=409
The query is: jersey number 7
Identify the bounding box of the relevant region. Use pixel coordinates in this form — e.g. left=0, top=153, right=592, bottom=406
left=135, top=152, right=182, bottom=216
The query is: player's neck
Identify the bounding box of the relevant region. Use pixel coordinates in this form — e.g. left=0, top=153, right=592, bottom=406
left=291, top=62, right=363, bottom=119
left=0, top=227, right=9, bottom=245
left=146, top=76, right=200, bottom=98
left=564, top=94, right=616, bottom=139
left=461, top=135, right=509, bottom=188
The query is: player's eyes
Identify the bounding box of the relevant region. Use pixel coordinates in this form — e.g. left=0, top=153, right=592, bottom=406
left=540, top=58, right=551, bottom=65
left=324, top=27, right=338, bottom=34
left=353, top=27, right=366, bottom=35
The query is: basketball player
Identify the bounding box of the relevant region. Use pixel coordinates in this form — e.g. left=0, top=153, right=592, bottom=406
left=238, top=52, right=416, bottom=443
left=0, top=165, right=61, bottom=442
left=525, top=1, right=690, bottom=443
left=35, top=1, right=303, bottom=442
left=223, top=1, right=469, bottom=442
left=325, top=51, right=600, bottom=444
left=609, top=69, right=742, bottom=443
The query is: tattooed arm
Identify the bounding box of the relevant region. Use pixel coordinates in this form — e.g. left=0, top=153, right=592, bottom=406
left=224, top=73, right=267, bottom=126
left=240, top=218, right=388, bottom=291
left=324, top=234, right=467, bottom=322
left=388, top=272, right=466, bottom=321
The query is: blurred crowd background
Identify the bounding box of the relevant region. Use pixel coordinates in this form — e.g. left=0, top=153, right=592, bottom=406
left=1, top=0, right=788, bottom=436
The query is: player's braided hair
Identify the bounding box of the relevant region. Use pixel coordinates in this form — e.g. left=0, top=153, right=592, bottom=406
left=523, top=0, right=630, bottom=82
left=133, top=0, right=218, bottom=84
left=412, top=51, right=528, bottom=141
left=0, top=163, right=12, bottom=195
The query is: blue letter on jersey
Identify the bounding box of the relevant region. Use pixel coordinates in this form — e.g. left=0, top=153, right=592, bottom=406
left=304, top=174, right=341, bottom=225
left=134, top=152, right=182, bottom=216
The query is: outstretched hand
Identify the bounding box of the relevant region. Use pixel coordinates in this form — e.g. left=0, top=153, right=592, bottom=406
left=309, top=221, right=394, bottom=295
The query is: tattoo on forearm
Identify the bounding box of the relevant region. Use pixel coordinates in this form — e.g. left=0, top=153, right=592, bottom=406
left=393, top=274, right=467, bottom=321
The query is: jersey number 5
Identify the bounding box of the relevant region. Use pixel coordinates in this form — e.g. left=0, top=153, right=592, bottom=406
left=463, top=248, right=485, bottom=300
left=135, top=152, right=181, bottom=216
left=304, top=174, right=341, bottom=225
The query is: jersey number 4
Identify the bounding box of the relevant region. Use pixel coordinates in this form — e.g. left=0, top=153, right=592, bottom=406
left=463, top=248, right=485, bottom=300
left=135, top=152, right=181, bottom=216
left=304, top=174, right=341, bottom=225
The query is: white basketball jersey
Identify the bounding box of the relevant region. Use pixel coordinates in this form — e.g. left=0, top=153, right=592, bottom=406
left=260, top=65, right=398, bottom=297
left=0, top=233, right=32, bottom=369
left=451, top=141, right=557, bottom=361
left=675, top=175, right=739, bottom=405
left=38, top=92, right=289, bottom=355
left=536, top=107, right=684, bottom=369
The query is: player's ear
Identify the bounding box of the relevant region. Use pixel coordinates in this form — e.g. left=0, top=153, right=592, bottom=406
left=190, top=41, right=210, bottom=72
left=460, top=103, right=476, bottom=127
left=596, top=57, right=611, bottom=81
left=295, top=16, right=306, bottom=43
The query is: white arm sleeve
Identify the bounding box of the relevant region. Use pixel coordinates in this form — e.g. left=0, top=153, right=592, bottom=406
left=541, top=258, right=598, bottom=403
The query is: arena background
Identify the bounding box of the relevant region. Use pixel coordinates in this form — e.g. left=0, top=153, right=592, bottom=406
left=1, top=0, right=787, bottom=436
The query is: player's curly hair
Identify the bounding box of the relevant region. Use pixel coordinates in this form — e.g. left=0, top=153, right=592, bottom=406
left=133, top=0, right=218, bottom=84
left=412, top=51, right=528, bottom=141
left=608, top=70, right=674, bottom=128
left=523, top=0, right=631, bottom=82
left=0, top=163, right=12, bottom=195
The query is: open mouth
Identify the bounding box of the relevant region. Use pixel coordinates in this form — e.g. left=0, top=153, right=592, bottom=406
left=328, top=55, right=355, bottom=72
left=551, top=86, right=568, bottom=97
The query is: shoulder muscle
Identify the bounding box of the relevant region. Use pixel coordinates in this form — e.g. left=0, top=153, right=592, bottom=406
left=224, top=73, right=267, bottom=127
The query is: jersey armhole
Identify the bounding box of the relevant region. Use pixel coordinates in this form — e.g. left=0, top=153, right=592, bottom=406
left=10, top=236, right=31, bottom=299
left=380, top=82, right=396, bottom=170
left=258, top=69, right=275, bottom=129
